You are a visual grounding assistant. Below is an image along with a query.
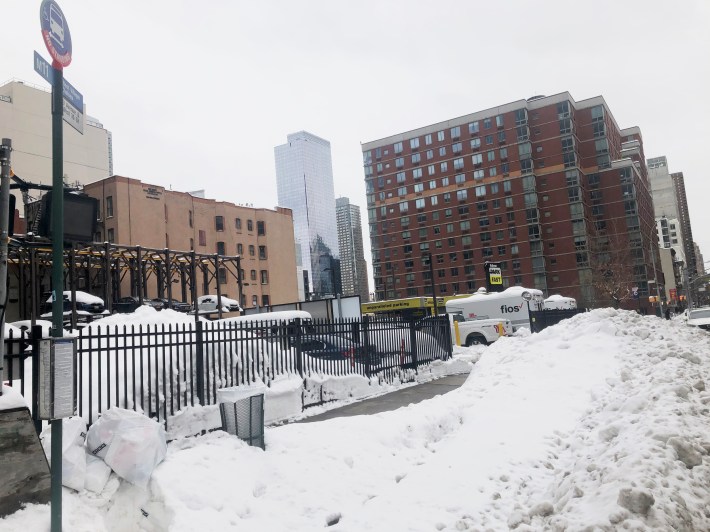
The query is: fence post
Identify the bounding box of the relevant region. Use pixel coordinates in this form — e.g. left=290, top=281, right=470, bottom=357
left=195, top=321, right=205, bottom=405
left=409, top=318, right=418, bottom=371
left=442, top=315, right=453, bottom=360
left=362, top=316, right=371, bottom=378
left=294, top=318, right=303, bottom=377
left=31, top=325, right=42, bottom=436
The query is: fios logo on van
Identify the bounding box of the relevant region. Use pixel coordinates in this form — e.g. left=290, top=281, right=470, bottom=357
left=500, top=303, right=522, bottom=313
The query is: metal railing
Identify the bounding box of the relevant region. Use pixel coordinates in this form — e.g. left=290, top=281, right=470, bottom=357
left=4, top=315, right=453, bottom=432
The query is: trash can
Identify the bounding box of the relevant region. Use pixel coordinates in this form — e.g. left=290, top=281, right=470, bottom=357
left=217, top=384, right=266, bottom=450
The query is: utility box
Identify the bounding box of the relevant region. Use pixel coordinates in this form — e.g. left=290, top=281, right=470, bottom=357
left=37, top=337, right=76, bottom=419
left=217, top=385, right=266, bottom=450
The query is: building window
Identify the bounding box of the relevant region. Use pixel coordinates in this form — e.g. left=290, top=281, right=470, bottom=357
left=215, top=216, right=224, bottom=231
left=188, top=210, right=193, bottom=228
left=470, top=137, right=481, bottom=149
left=472, top=153, right=483, bottom=165
left=247, top=219, right=253, bottom=232
left=487, top=150, right=495, bottom=162
left=437, top=131, right=445, bottom=142
left=453, top=158, right=464, bottom=170
left=218, top=267, right=227, bottom=284
left=495, top=115, right=504, bottom=128
left=249, top=245, right=255, bottom=256
left=250, top=269, right=257, bottom=281
left=190, top=238, right=194, bottom=250
left=394, top=142, right=403, bottom=154
left=425, top=134, right=432, bottom=145
left=473, top=169, right=484, bottom=180
left=237, top=243, right=243, bottom=254
left=258, top=246, right=267, bottom=259
left=485, top=135, right=493, bottom=145
left=257, top=221, right=266, bottom=235
left=107, top=228, right=114, bottom=243
left=410, top=138, right=419, bottom=150
left=216, top=241, right=226, bottom=255
left=236, top=217, right=242, bottom=230
left=395, top=157, right=404, bottom=168
left=106, top=196, right=113, bottom=218
left=469, top=122, right=479, bottom=134
left=260, top=270, right=269, bottom=284
left=450, top=126, right=461, bottom=139
left=199, top=230, right=207, bottom=247
left=411, top=153, right=421, bottom=164
left=483, top=118, right=492, bottom=129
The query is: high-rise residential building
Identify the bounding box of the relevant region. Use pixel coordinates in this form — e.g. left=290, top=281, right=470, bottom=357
left=336, top=197, right=369, bottom=301
left=671, top=171, right=697, bottom=276
left=0, top=80, right=112, bottom=193
left=362, top=92, right=661, bottom=309
left=275, top=131, right=338, bottom=300
left=83, top=176, right=299, bottom=309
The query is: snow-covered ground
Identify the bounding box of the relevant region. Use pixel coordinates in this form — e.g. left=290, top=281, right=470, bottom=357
left=1, top=308, right=709, bottom=531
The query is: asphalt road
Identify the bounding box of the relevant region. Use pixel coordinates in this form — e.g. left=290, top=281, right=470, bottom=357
left=298, top=372, right=470, bottom=423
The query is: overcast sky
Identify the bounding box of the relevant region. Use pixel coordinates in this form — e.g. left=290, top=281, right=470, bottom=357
left=3, top=0, right=709, bottom=273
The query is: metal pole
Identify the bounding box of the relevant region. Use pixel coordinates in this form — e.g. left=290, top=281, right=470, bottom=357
left=0, top=138, right=12, bottom=395
left=50, top=64, right=64, bottom=532
left=649, top=245, right=663, bottom=317
left=427, top=254, right=438, bottom=316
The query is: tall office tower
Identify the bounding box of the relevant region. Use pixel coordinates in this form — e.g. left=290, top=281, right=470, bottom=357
left=275, top=131, right=339, bottom=300
left=693, top=243, right=704, bottom=276
left=0, top=80, right=112, bottom=189
left=362, top=92, right=661, bottom=309
left=671, top=172, right=697, bottom=276
left=336, top=197, right=369, bottom=301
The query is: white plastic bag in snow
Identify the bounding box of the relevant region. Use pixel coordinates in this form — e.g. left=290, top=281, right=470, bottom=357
left=62, top=445, right=86, bottom=492
left=85, top=455, right=112, bottom=494
left=86, top=408, right=167, bottom=487
left=63, top=416, right=88, bottom=451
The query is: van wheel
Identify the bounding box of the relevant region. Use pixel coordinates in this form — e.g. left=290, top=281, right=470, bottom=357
left=465, top=335, right=488, bottom=347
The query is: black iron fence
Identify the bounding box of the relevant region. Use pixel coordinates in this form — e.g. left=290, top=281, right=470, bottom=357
left=3, top=315, right=452, bottom=431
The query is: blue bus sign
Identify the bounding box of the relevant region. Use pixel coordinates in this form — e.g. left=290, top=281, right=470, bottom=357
left=40, top=0, right=72, bottom=69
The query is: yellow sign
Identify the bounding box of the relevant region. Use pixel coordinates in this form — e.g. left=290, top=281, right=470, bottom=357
left=361, top=298, right=424, bottom=313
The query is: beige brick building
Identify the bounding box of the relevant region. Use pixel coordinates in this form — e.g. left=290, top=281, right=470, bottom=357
left=83, top=176, right=299, bottom=309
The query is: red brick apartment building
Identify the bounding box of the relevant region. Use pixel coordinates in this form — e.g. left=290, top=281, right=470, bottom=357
left=83, top=176, right=299, bottom=308
left=362, top=92, right=662, bottom=309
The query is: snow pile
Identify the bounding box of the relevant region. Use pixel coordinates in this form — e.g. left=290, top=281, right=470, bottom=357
left=1, top=309, right=708, bottom=531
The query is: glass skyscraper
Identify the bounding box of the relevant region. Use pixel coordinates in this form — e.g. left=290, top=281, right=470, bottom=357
left=275, top=131, right=339, bottom=300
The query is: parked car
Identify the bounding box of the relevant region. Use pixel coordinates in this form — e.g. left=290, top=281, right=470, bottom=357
left=300, top=334, right=372, bottom=363
left=155, top=298, right=192, bottom=313
left=114, top=296, right=164, bottom=313
left=197, top=295, right=242, bottom=313
left=686, top=307, right=710, bottom=331
left=41, top=291, right=106, bottom=316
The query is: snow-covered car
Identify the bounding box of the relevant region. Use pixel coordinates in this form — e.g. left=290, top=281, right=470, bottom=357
left=114, top=296, right=164, bottom=313
left=686, top=307, right=710, bottom=331
left=41, top=291, right=106, bottom=316
left=197, top=295, right=242, bottom=313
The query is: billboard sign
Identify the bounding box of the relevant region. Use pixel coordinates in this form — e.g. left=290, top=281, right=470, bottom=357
left=484, top=262, right=503, bottom=292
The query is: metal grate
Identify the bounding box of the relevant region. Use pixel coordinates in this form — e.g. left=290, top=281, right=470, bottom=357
left=219, top=395, right=265, bottom=450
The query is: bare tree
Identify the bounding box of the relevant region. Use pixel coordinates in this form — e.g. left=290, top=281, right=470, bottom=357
left=588, top=220, right=635, bottom=309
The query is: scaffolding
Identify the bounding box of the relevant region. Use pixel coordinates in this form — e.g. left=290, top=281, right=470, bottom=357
left=8, top=238, right=243, bottom=328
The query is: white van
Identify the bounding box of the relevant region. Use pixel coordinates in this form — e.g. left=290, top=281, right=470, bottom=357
left=445, top=287, right=545, bottom=331
left=544, top=295, right=577, bottom=310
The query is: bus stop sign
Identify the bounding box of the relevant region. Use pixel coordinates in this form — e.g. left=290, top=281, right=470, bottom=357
left=40, top=0, right=72, bottom=69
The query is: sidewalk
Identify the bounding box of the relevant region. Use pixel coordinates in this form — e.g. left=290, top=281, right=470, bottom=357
left=298, top=372, right=470, bottom=423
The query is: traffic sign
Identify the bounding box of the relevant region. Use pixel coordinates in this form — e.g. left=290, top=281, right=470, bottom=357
left=40, top=0, right=72, bottom=69
left=34, top=51, right=84, bottom=134
left=34, top=52, right=83, bottom=110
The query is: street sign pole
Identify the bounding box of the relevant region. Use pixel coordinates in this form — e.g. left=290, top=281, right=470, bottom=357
left=50, top=65, right=64, bottom=532
left=40, top=1, right=73, bottom=529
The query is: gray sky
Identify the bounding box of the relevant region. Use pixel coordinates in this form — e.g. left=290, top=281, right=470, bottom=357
left=3, top=0, right=710, bottom=273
